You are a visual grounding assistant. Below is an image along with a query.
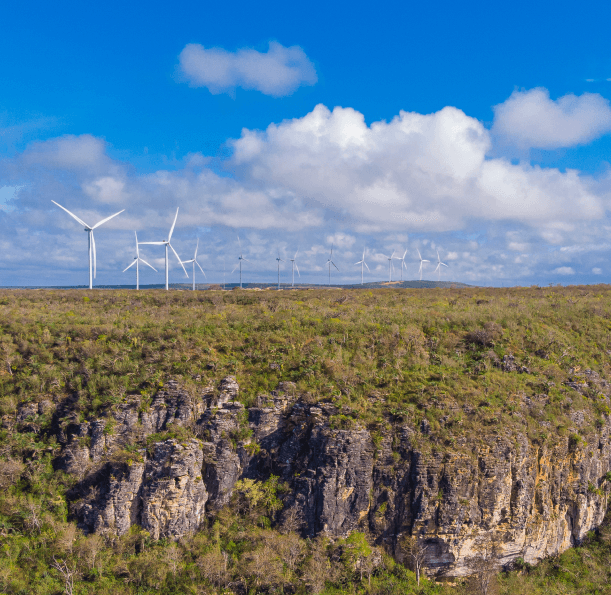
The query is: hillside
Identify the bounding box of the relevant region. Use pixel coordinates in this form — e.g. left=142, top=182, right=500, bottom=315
left=1, top=285, right=611, bottom=594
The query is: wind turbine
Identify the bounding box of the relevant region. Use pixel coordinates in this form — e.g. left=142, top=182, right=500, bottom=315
left=385, top=251, right=396, bottom=282
left=434, top=249, right=449, bottom=281
left=231, top=236, right=249, bottom=288
left=181, top=239, right=206, bottom=291
left=138, top=208, right=188, bottom=290
left=326, top=244, right=339, bottom=285
left=275, top=250, right=285, bottom=289
left=397, top=249, right=409, bottom=281
left=51, top=201, right=124, bottom=290
left=355, top=249, right=370, bottom=285
left=417, top=249, right=429, bottom=281
left=289, top=249, right=300, bottom=287
left=123, top=231, right=157, bottom=290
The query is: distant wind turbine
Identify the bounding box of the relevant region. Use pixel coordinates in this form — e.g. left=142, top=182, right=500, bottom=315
left=385, top=251, right=396, bottom=282
left=434, top=249, right=449, bottom=281
left=231, top=235, right=249, bottom=288
left=289, top=249, right=300, bottom=287
left=275, top=250, right=285, bottom=289
left=138, top=208, right=188, bottom=290
left=397, top=249, right=409, bottom=281
left=51, top=200, right=124, bottom=290
left=417, top=249, right=429, bottom=281
left=181, top=239, right=206, bottom=290
left=355, top=249, right=370, bottom=285
left=326, top=244, right=339, bottom=285
left=123, top=231, right=157, bottom=290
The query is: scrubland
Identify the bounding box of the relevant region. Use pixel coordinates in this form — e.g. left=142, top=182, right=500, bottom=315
left=1, top=285, right=611, bottom=594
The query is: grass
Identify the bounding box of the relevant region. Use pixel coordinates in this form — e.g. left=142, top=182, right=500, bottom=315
left=1, top=285, right=611, bottom=593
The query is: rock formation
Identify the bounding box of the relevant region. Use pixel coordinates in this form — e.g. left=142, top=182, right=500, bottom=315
left=18, top=375, right=611, bottom=577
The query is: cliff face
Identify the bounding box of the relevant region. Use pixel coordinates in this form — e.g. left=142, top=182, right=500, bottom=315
left=38, top=377, right=611, bottom=577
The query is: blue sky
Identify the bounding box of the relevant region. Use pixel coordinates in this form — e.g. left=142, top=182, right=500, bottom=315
left=2, top=0, right=611, bottom=286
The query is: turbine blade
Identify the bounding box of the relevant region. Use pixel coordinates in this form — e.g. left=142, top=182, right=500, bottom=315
left=423, top=259, right=430, bottom=263
left=196, top=261, right=206, bottom=276
left=332, top=261, right=339, bottom=272
left=194, top=238, right=199, bottom=259
left=295, top=263, right=300, bottom=277
left=135, top=231, right=139, bottom=257
left=441, top=262, right=449, bottom=267
left=417, top=248, right=422, bottom=260
left=169, top=243, right=188, bottom=277
left=168, top=208, right=179, bottom=241
left=123, top=260, right=137, bottom=272
left=403, top=249, right=408, bottom=258
left=294, top=249, right=299, bottom=259
left=51, top=200, right=89, bottom=228
left=91, top=231, right=97, bottom=279
left=139, top=258, right=157, bottom=272
left=231, top=264, right=239, bottom=274
left=364, top=262, right=370, bottom=272
left=92, top=209, right=124, bottom=229
left=139, top=241, right=165, bottom=245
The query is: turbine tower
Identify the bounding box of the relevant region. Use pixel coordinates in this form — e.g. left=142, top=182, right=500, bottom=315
left=385, top=251, right=396, bottom=282
left=123, top=231, right=157, bottom=290
left=275, top=250, right=285, bottom=290
left=355, top=249, right=370, bottom=285
left=138, top=208, right=188, bottom=290
left=181, top=239, right=206, bottom=290
left=434, top=249, right=449, bottom=281
left=231, top=235, right=249, bottom=288
left=326, top=244, right=339, bottom=285
left=51, top=200, right=124, bottom=290
left=397, top=249, right=409, bottom=281
left=289, top=250, right=300, bottom=287
left=417, top=249, right=429, bottom=281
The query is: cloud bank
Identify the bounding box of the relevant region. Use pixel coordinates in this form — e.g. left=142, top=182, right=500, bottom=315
left=178, top=41, right=317, bottom=97
left=492, top=88, right=611, bottom=149
left=2, top=89, right=611, bottom=286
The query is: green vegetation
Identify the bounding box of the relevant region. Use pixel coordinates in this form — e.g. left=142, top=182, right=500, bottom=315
left=1, top=285, right=611, bottom=593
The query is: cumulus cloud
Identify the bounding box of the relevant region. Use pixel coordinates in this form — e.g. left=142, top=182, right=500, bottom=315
left=492, top=88, right=611, bottom=149
left=178, top=41, right=317, bottom=97
left=4, top=93, right=611, bottom=286
left=593, top=267, right=603, bottom=274
left=230, top=103, right=604, bottom=234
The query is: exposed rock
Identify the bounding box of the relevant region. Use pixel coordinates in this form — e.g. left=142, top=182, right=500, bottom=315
left=140, top=439, right=208, bottom=539
left=51, top=377, right=611, bottom=577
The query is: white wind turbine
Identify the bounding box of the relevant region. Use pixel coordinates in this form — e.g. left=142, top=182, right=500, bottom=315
left=385, top=251, right=396, bottom=282
left=181, top=239, right=206, bottom=291
left=326, top=244, right=339, bottom=285
left=434, top=249, right=449, bottom=281
left=138, top=208, right=188, bottom=290
left=231, top=235, right=249, bottom=288
left=275, top=250, right=285, bottom=289
left=51, top=200, right=124, bottom=290
left=417, top=248, right=429, bottom=281
left=355, top=249, right=370, bottom=285
left=289, top=249, right=300, bottom=287
left=397, top=249, right=409, bottom=281
left=123, top=231, right=157, bottom=290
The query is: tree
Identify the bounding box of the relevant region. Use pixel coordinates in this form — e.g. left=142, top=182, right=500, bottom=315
left=400, top=535, right=430, bottom=586
left=51, top=557, right=79, bottom=595
left=466, top=540, right=500, bottom=595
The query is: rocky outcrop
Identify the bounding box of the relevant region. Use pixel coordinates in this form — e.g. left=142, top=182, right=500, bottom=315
left=39, top=376, right=611, bottom=576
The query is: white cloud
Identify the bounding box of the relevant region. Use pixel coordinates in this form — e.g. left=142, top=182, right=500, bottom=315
left=178, top=41, right=317, bottom=97
left=326, top=232, right=355, bottom=249
left=492, top=88, right=611, bottom=149
left=553, top=266, right=575, bottom=275
left=593, top=267, right=603, bottom=274
left=230, top=103, right=604, bottom=235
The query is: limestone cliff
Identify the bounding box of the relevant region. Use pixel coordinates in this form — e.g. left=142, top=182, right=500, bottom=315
left=29, top=376, right=611, bottom=577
